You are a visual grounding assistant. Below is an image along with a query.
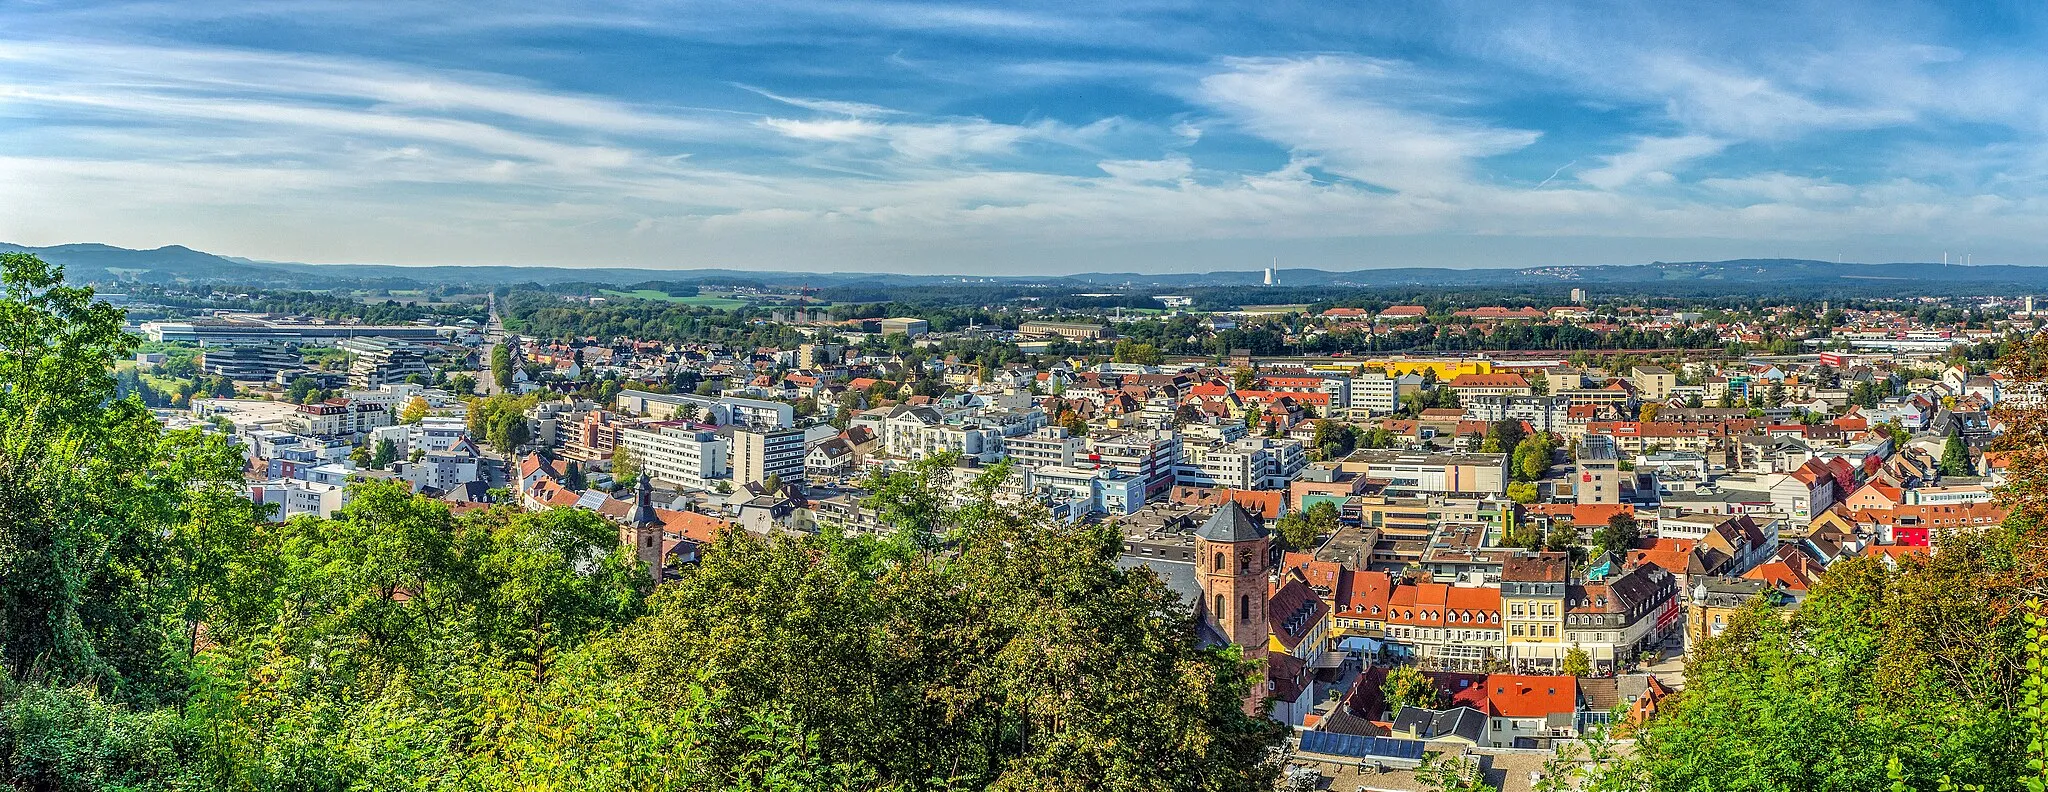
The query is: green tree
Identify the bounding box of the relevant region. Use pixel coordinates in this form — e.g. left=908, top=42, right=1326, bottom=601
left=1380, top=664, right=1445, bottom=716
left=608, top=496, right=1286, bottom=791
left=468, top=392, right=538, bottom=454
left=611, top=445, right=641, bottom=489
left=1112, top=340, right=1163, bottom=366
left=1940, top=433, right=1974, bottom=477
left=1617, top=532, right=2029, bottom=790
left=448, top=372, right=477, bottom=396
left=1486, top=419, right=1527, bottom=456
left=287, top=374, right=320, bottom=403
left=0, top=250, right=250, bottom=707
left=1560, top=645, right=1592, bottom=677
left=1506, top=481, right=1539, bottom=504
left=860, top=451, right=959, bottom=544
left=1414, top=753, right=1496, bottom=792
left=371, top=437, right=398, bottom=469
left=491, top=344, right=513, bottom=388
left=1275, top=501, right=1339, bottom=550
left=1594, top=512, right=1642, bottom=559
left=1513, top=434, right=1555, bottom=482
left=1311, top=419, right=1356, bottom=460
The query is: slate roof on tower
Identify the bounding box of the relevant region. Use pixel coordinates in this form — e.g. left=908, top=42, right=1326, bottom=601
left=1196, top=500, right=1268, bottom=542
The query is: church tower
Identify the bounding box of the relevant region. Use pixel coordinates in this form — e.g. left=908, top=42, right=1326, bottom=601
left=1195, top=500, right=1272, bottom=653
left=624, top=474, right=665, bottom=585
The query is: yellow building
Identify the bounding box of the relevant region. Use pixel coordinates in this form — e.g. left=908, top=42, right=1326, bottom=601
left=1308, top=359, right=1492, bottom=381
left=1501, top=551, right=1570, bottom=673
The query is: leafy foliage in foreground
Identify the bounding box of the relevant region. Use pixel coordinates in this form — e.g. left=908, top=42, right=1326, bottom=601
left=1608, top=526, right=2035, bottom=792
left=0, top=252, right=1284, bottom=791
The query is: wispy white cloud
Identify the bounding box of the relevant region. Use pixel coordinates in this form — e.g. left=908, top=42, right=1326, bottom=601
left=1577, top=135, right=1726, bottom=189
left=1194, top=56, right=1540, bottom=194
left=5, top=2, right=2048, bottom=271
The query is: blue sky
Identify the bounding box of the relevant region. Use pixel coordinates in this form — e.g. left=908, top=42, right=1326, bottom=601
left=3, top=1, right=2047, bottom=273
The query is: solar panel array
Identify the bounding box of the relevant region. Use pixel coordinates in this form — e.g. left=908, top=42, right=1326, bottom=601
left=1297, top=731, right=1427, bottom=762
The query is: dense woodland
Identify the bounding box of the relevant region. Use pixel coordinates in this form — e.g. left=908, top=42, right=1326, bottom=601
left=2, top=251, right=2045, bottom=791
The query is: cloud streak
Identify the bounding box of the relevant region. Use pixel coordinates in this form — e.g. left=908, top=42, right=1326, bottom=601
left=3, top=1, right=2048, bottom=271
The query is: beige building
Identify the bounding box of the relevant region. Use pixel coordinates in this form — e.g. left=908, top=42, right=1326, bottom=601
left=1631, top=366, right=1676, bottom=401
left=1017, top=320, right=1113, bottom=340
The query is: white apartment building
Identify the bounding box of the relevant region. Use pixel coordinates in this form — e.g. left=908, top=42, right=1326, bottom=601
left=1345, top=450, right=1509, bottom=498
left=399, top=446, right=482, bottom=493
left=1005, top=426, right=1088, bottom=468
left=246, top=479, right=349, bottom=519
left=1032, top=465, right=1147, bottom=517
left=617, top=423, right=730, bottom=490
left=614, top=390, right=793, bottom=428
left=1349, top=372, right=1424, bottom=416
left=1085, top=429, right=1182, bottom=500
left=882, top=405, right=1005, bottom=463
left=285, top=400, right=392, bottom=438
left=1463, top=395, right=1573, bottom=433
left=1177, top=436, right=1307, bottom=490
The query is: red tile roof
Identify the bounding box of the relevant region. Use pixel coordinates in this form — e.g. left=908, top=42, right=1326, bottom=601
left=1486, top=675, right=1578, bottom=719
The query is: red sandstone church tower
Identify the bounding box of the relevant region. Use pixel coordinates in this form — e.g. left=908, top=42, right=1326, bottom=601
left=1195, top=500, right=1272, bottom=657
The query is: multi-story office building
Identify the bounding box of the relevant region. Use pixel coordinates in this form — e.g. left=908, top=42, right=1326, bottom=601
left=200, top=343, right=300, bottom=381
left=1349, top=372, right=1399, bottom=415
left=878, top=317, right=930, bottom=337
left=730, top=426, right=808, bottom=488
left=614, top=390, right=795, bottom=429
left=143, top=319, right=446, bottom=345
left=617, top=422, right=729, bottom=491
left=1340, top=450, right=1508, bottom=497
left=723, top=396, right=796, bottom=429
left=1631, top=366, right=1676, bottom=400
left=1017, top=320, right=1112, bottom=340
left=340, top=338, right=431, bottom=389
left=1575, top=435, right=1621, bottom=505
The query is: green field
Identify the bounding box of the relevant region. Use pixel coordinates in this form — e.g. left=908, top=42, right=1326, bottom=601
left=600, top=289, right=751, bottom=310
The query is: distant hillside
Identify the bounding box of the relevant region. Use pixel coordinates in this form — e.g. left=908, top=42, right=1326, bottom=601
left=7, top=242, right=2047, bottom=297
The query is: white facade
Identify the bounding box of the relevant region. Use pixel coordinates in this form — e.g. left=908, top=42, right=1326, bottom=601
left=1032, top=465, right=1148, bottom=517
left=400, top=446, right=482, bottom=492
left=1005, top=426, right=1087, bottom=468
left=247, top=479, right=349, bottom=519
left=618, top=424, right=730, bottom=490
left=1350, top=372, right=1397, bottom=414
left=1177, top=436, right=1306, bottom=490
